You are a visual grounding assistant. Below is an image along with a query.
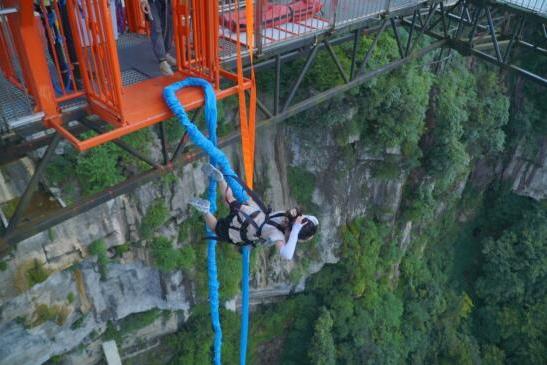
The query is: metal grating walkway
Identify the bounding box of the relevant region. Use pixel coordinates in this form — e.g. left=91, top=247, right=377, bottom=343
left=0, top=74, right=34, bottom=126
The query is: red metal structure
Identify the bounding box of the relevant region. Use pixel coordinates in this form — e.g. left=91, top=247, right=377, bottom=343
left=1, top=0, right=256, bottom=152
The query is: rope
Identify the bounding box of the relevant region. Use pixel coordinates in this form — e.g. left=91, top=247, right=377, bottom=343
left=163, top=77, right=251, bottom=365
left=240, top=246, right=251, bottom=365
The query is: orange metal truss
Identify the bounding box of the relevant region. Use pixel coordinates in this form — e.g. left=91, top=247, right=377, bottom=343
left=6, top=0, right=256, bottom=160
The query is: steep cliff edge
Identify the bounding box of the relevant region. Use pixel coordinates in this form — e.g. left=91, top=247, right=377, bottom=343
left=0, top=117, right=544, bottom=364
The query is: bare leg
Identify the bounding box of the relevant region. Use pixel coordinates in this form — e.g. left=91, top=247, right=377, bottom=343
left=204, top=212, right=218, bottom=232
left=218, top=177, right=236, bottom=205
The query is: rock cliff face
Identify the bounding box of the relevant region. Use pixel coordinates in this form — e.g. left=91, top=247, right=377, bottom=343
left=0, top=121, right=545, bottom=364
left=503, top=138, right=547, bottom=201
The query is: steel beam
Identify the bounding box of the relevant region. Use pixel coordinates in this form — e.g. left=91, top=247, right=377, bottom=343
left=274, top=55, right=281, bottom=115
left=171, top=132, right=189, bottom=163
left=390, top=18, right=405, bottom=59
left=457, top=43, right=547, bottom=86
left=357, top=20, right=388, bottom=76
left=159, top=122, right=169, bottom=165
left=256, top=97, right=273, bottom=119
left=503, top=16, right=525, bottom=63
left=405, top=10, right=418, bottom=56
left=5, top=133, right=61, bottom=234
left=281, top=45, right=319, bottom=112
left=486, top=7, right=503, bottom=62
left=349, top=29, right=361, bottom=80
left=80, top=119, right=161, bottom=169
left=0, top=39, right=446, bottom=248
left=324, top=39, right=350, bottom=83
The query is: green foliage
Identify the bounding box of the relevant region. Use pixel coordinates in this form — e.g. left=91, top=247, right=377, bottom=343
left=103, top=320, right=122, bottom=344
left=14, top=259, right=50, bottom=293
left=46, top=152, right=77, bottom=186
left=308, top=307, right=336, bottom=365
left=70, top=315, right=85, bottom=330
left=66, top=292, right=75, bottom=304
left=166, top=306, right=240, bottom=365
left=505, top=80, right=547, bottom=153
left=0, top=260, right=7, bottom=271
left=287, top=166, right=316, bottom=211
left=45, top=354, right=63, bottom=364
left=359, top=64, right=432, bottom=161
left=119, top=309, right=162, bottom=334
left=216, top=243, right=242, bottom=300
left=373, top=159, right=401, bottom=180
left=465, top=70, right=509, bottom=155
left=76, top=132, right=125, bottom=195
left=32, top=304, right=70, bottom=327
left=472, top=193, right=546, bottom=364
left=119, top=128, right=154, bottom=171
left=89, top=240, right=109, bottom=280
left=303, top=31, right=399, bottom=92
left=114, top=243, right=130, bottom=257
left=150, top=236, right=180, bottom=272
left=46, top=128, right=152, bottom=199
left=1, top=198, right=18, bottom=218
left=425, top=61, right=474, bottom=189
left=150, top=236, right=196, bottom=272
left=178, top=212, right=202, bottom=244
left=164, top=118, right=185, bottom=144
left=26, top=259, right=50, bottom=287
left=140, top=200, right=169, bottom=239
left=48, top=228, right=55, bottom=241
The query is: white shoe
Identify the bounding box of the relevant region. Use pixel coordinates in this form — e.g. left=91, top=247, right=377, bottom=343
left=165, top=54, right=177, bottom=67
left=189, top=198, right=210, bottom=214
left=201, top=163, right=224, bottom=182
left=159, top=60, right=174, bottom=76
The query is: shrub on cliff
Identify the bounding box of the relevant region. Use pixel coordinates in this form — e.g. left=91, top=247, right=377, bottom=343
left=140, top=200, right=169, bottom=239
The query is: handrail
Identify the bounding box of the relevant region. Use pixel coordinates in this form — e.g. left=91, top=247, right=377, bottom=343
left=0, top=8, right=17, bottom=16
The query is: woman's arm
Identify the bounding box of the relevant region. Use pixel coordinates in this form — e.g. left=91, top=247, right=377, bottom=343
left=276, top=216, right=305, bottom=260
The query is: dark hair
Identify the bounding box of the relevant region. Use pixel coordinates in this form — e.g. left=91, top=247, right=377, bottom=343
left=298, top=218, right=318, bottom=241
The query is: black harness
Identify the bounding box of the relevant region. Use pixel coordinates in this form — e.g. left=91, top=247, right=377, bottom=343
left=207, top=174, right=289, bottom=248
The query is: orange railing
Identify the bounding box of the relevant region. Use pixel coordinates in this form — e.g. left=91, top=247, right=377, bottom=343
left=67, top=0, right=124, bottom=125
left=173, top=0, right=221, bottom=86
left=0, top=9, right=22, bottom=89
left=2, top=0, right=256, bottom=150
left=36, top=0, right=83, bottom=102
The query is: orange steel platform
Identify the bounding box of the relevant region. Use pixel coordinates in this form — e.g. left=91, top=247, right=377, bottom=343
left=53, top=72, right=253, bottom=151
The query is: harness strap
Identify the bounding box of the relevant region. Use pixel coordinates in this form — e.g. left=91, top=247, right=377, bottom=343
left=258, top=211, right=289, bottom=237
left=204, top=235, right=256, bottom=248
left=239, top=210, right=261, bottom=242
left=225, top=174, right=271, bottom=215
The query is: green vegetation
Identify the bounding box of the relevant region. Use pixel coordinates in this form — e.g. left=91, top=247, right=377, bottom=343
left=66, top=292, right=75, bottom=304
left=287, top=166, right=316, bottom=211
left=0, top=260, right=7, bottom=271
left=114, top=243, right=130, bottom=257
left=31, top=303, right=70, bottom=327
left=103, top=320, right=122, bottom=344
left=102, top=310, right=166, bottom=345
left=70, top=315, right=85, bottom=330
left=147, top=31, right=544, bottom=365
left=140, top=200, right=169, bottom=239
left=89, top=240, right=109, bottom=280
left=76, top=132, right=125, bottom=195
left=45, top=354, right=64, bottom=364
left=14, top=259, right=50, bottom=293
left=308, top=307, right=336, bottom=365
left=150, top=236, right=196, bottom=272
left=1, top=197, right=18, bottom=218
left=45, top=127, right=153, bottom=199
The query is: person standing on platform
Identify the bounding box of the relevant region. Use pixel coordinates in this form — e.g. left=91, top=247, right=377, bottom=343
left=139, top=0, right=177, bottom=76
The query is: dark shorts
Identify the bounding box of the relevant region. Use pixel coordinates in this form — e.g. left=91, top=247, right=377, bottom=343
left=214, top=200, right=242, bottom=244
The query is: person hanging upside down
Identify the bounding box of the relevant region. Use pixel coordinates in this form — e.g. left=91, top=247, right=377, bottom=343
left=189, top=164, right=319, bottom=260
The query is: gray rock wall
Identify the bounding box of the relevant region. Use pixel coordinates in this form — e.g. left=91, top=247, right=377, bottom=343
left=0, top=122, right=545, bottom=364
